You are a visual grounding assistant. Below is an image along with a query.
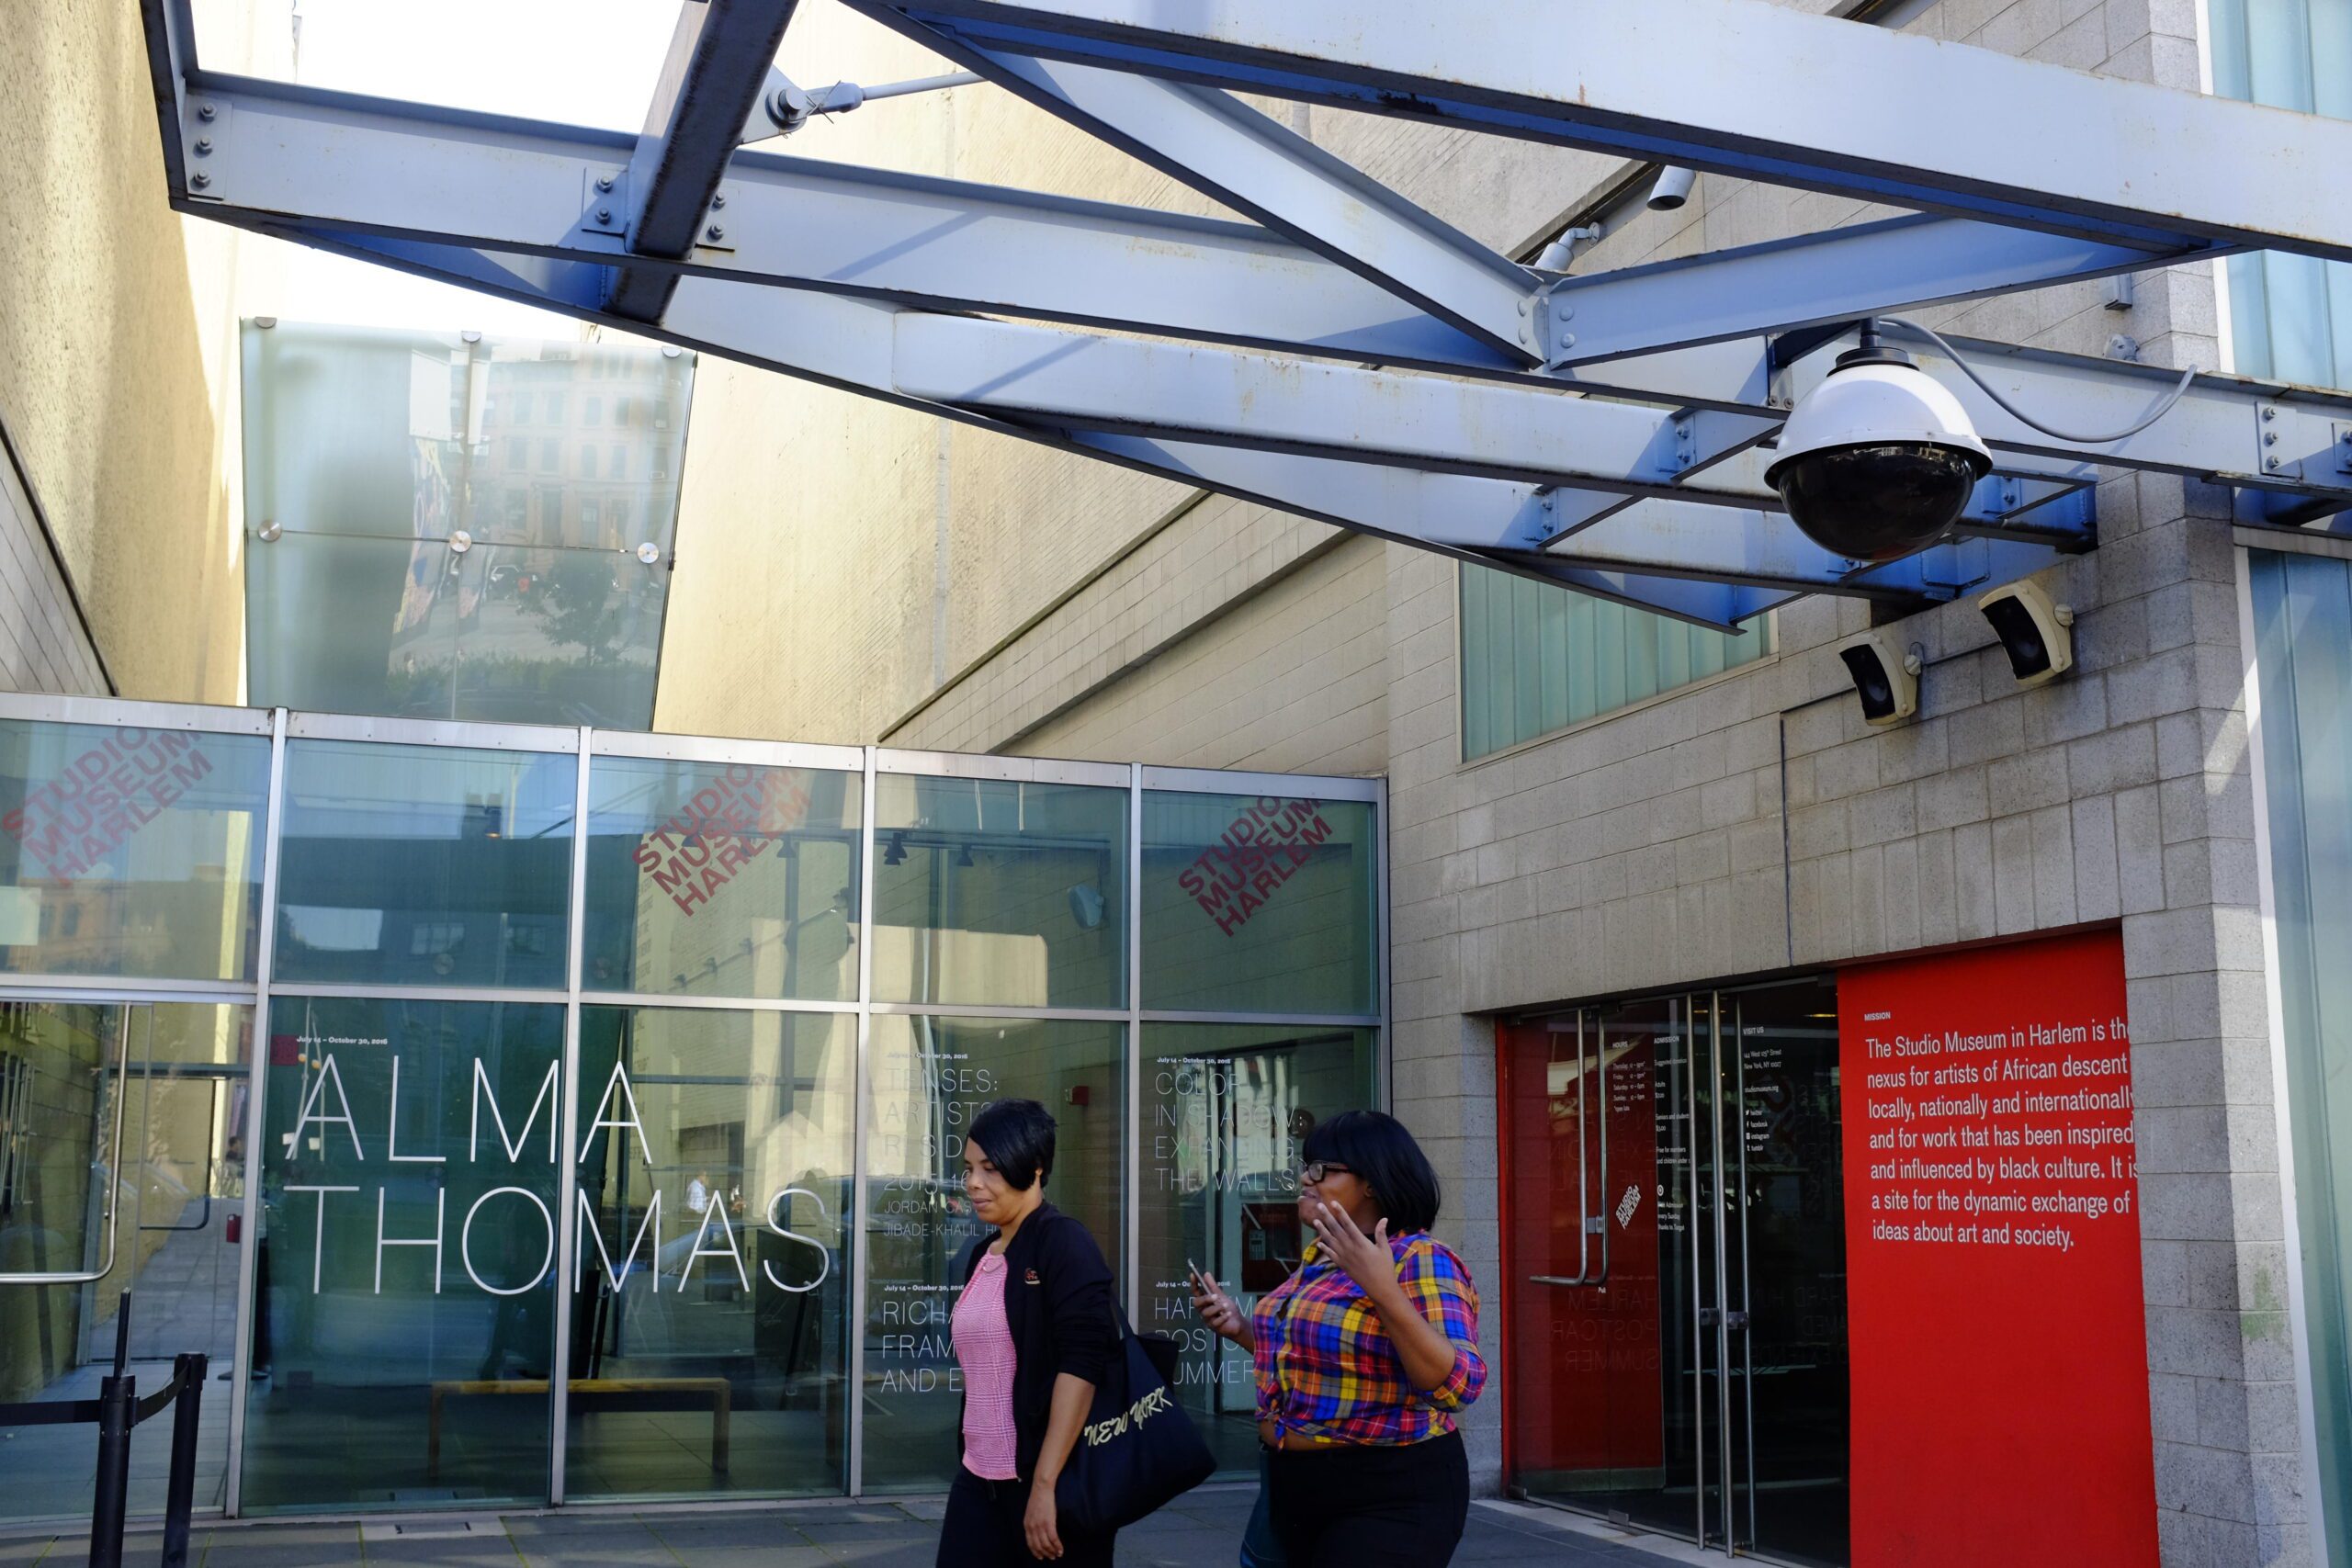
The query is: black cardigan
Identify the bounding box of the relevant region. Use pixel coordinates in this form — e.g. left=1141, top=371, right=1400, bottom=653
left=956, top=1202, right=1118, bottom=1483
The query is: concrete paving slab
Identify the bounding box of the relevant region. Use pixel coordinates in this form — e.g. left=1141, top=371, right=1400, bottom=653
left=0, top=1496, right=1702, bottom=1568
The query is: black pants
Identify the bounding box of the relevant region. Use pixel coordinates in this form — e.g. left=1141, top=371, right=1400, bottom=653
left=1266, top=1428, right=1470, bottom=1568
left=938, top=1464, right=1116, bottom=1567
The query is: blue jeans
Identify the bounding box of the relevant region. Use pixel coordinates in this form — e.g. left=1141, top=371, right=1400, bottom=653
left=1239, top=1447, right=1288, bottom=1568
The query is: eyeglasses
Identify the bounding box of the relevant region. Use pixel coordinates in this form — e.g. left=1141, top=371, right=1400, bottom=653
left=1299, top=1161, right=1355, bottom=1185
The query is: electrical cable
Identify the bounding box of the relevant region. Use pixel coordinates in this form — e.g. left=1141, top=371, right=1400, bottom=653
left=1876, top=313, right=2198, bottom=445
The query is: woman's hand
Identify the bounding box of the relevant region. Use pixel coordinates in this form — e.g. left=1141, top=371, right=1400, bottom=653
left=1024, top=1478, right=1065, bottom=1561
left=1307, top=1198, right=1401, bottom=1303
left=1189, top=1265, right=1251, bottom=1348
left=1306, top=1200, right=1463, bottom=1394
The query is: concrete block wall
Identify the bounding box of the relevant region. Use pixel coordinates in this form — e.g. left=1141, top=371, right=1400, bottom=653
left=1013, top=533, right=1389, bottom=774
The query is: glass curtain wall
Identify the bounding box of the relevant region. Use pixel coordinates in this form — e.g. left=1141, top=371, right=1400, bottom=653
left=1459, top=567, right=1773, bottom=761
left=2247, top=548, right=2352, bottom=1568
left=0, top=705, right=1384, bottom=1523
left=2209, top=0, right=2352, bottom=389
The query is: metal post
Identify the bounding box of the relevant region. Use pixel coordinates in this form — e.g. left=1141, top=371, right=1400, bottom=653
left=225, top=707, right=290, bottom=1517
left=847, top=747, right=877, bottom=1497
left=548, top=726, right=594, bottom=1506
left=89, top=1296, right=134, bottom=1568
left=160, top=1352, right=209, bottom=1568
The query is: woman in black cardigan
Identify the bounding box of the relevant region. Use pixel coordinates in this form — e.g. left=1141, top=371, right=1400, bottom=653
left=941, top=1099, right=1120, bottom=1566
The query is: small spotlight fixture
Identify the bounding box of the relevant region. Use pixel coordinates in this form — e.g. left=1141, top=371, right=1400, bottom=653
left=1645, top=164, right=1696, bottom=212
left=1977, top=579, right=2075, bottom=687
left=1835, top=628, right=1924, bottom=727
left=1534, top=224, right=1603, bottom=272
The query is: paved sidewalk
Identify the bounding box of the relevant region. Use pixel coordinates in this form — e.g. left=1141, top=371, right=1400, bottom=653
left=1, top=1492, right=1702, bottom=1567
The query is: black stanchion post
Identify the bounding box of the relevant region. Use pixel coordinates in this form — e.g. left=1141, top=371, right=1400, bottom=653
left=89, top=1292, right=133, bottom=1568
left=160, top=1353, right=208, bottom=1568
left=89, top=1371, right=134, bottom=1568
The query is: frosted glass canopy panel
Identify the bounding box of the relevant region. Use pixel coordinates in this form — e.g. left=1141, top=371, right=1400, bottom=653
left=243, top=322, right=693, bottom=728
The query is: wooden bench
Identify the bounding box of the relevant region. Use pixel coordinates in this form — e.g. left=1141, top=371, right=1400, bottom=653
left=426, top=1377, right=730, bottom=1478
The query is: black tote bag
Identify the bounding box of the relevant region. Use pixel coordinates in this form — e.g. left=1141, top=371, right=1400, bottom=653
left=1052, top=1311, right=1217, bottom=1536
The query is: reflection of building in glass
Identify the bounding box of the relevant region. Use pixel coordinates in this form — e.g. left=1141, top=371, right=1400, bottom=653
left=243, top=326, right=696, bottom=728
left=1138, top=1025, right=1377, bottom=1474
left=0, top=1002, right=146, bottom=1407
left=0, top=724, right=273, bottom=982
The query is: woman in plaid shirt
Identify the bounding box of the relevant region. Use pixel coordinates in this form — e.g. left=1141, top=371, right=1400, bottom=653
left=1189, top=1110, right=1487, bottom=1567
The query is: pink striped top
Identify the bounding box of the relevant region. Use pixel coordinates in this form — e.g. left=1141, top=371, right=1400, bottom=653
left=953, top=1251, right=1021, bottom=1480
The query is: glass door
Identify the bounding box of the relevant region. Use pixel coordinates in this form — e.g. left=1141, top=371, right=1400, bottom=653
left=1721, top=978, right=1849, bottom=1567
left=1502, top=980, right=1849, bottom=1565
left=1, top=1000, right=254, bottom=1528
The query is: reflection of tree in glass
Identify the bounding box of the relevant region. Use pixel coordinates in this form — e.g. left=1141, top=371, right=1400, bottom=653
left=527, top=555, right=625, bottom=664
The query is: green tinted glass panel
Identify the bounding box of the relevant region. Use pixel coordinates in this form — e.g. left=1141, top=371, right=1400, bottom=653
left=274, top=739, right=575, bottom=989
left=2246, top=550, right=2352, bottom=1568
left=871, top=775, right=1126, bottom=1010
left=860, top=1015, right=1125, bottom=1493
left=582, top=756, right=861, bottom=1001
left=241, top=322, right=694, bottom=728
left=2209, top=0, right=2352, bottom=390
left=1136, top=1023, right=1376, bottom=1476
left=568, top=1009, right=854, bottom=1501
left=241, top=997, right=564, bottom=1512
left=0, top=719, right=271, bottom=980
left=1141, top=794, right=1377, bottom=1016
left=1458, top=566, right=1771, bottom=760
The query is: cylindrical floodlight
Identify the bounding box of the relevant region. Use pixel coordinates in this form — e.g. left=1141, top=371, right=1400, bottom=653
left=1646, top=164, right=1696, bottom=211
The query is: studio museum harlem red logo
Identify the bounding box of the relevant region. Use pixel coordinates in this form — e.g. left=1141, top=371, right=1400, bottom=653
left=4, top=728, right=218, bottom=879
left=632, top=765, right=815, bottom=918
left=1176, top=796, right=1334, bottom=937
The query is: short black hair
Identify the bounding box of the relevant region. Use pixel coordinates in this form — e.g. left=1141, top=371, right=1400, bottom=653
left=1302, top=1110, right=1442, bottom=1234
left=968, top=1099, right=1057, bottom=1191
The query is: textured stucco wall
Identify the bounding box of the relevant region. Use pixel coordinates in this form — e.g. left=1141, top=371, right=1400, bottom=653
left=0, top=0, right=286, bottom=703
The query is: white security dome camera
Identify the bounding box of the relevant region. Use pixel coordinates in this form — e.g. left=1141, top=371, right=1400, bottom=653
left=1764, top=323, right=1993, bottom=563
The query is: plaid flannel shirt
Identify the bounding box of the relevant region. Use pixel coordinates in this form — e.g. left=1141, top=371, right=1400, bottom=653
left=1251, top=1230, right=1487, bottom=1446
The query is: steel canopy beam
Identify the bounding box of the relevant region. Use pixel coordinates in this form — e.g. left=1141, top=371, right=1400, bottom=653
left=888, top=311, right=1777, bottom=502
left=610, top=0, right=803, bottom=321
left=856, top=0, right=2352, bottom=262
left=154, top=71, right=1517, bottom=375
left=132, top=0, right=2342, bottom=629
left=880, top=45, right=1545, bottom=362
left=152, top=69, right=2352, bottom=513
left=206, top=209, right=2087, bottom=628
left=1542, top=214, right=2226, bottom=366
left=235, top=214, right=1798, bottom=627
